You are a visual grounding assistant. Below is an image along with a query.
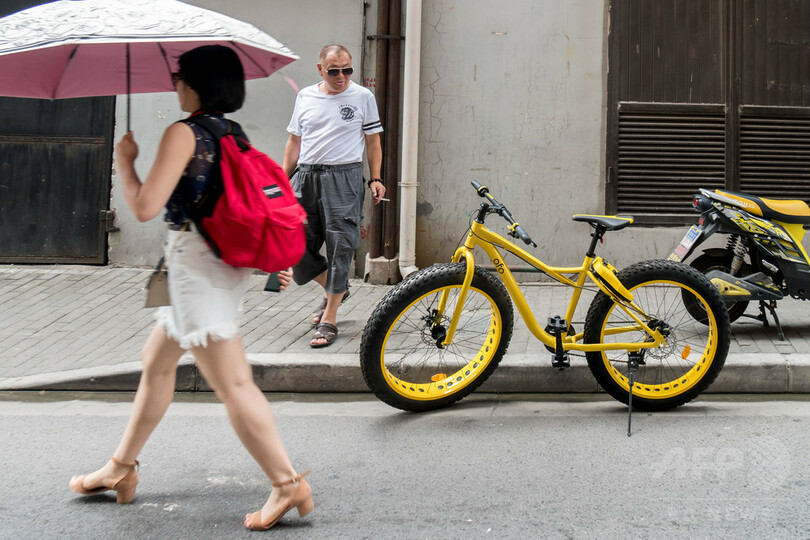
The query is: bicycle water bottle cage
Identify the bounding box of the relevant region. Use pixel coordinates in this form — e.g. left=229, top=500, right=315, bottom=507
left=591, top=258, right=633, bottom=303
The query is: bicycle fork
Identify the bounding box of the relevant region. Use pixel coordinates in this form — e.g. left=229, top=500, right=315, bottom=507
left=432, top=250, right=476, bottom=348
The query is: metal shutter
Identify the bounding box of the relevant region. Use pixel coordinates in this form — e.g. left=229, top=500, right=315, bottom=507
left=616, top=103, right=726, bottom=220
left=739, top=106, right=810, bottom=202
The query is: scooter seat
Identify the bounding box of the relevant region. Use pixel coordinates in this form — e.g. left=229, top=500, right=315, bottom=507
left=572, top=214, right=634, bottom=230
left=714, top=190, right=810, bottom=225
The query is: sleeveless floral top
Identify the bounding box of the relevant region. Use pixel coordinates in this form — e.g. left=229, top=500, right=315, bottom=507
left=164, top=112, right=227, bottom=226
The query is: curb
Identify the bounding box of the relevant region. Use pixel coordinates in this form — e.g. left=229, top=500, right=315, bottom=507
left=2, top=353, right=810, bottom=394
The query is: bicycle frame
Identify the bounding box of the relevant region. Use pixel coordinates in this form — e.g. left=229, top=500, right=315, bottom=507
left=437, top=220, right=666, bottom=353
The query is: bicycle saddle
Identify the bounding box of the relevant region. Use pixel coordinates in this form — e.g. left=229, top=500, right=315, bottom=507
left=572, top=214, right=634, bottom=231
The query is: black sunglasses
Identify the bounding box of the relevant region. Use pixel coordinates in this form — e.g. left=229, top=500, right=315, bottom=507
left=325, top=67, right=353, bottom=77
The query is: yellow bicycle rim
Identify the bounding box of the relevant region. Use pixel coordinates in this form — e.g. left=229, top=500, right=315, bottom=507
left=600, top=280, right=719, bottom=399
left=380, top=285, right=503, bottom=401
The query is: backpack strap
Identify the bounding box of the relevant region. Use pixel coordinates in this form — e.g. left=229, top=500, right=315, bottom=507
left=182, top=115, right=250, bottom=151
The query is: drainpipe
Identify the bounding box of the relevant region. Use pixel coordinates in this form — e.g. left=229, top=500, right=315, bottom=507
left=368, top=0, right=389, bottom=259
left=382, top=0, right=401, bottom=260
left=398, top=0, right=422, bottom=278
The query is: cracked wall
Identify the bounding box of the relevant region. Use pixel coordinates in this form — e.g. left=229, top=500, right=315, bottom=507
left=414, top=0, right=609, bottom=270
left=412, top=0, right=690, bottom=272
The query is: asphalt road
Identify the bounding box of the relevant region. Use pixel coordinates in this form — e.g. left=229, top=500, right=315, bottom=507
left=2, top=392, right=809, bottom=539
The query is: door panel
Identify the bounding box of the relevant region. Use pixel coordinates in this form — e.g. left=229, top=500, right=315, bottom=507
left=614, top=0, right=727, bottom=104
left=0, top=96, right=115, bottom=263
left=740, top=0, right=810, bottom=107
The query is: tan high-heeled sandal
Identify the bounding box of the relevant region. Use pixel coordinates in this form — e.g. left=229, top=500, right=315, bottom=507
left=69, top=456, right=139, bottom=504
left=244, top=470, right=313, bottom=531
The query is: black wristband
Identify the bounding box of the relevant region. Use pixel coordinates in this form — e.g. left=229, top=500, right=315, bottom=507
left=367, top=178, right=383, bottom=187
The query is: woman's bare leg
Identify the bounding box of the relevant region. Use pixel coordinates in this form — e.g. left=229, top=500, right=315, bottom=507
left=70, top=326, right=185, bottom=490
left=115, top=326, right=185, bottom=460
left=191, top=337, right=302, bottom=526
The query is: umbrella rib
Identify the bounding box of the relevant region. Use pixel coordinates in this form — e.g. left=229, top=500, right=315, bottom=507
left=52, top=44, right=80, bottom=99
left=157, top=43, right=173, bottom=79
left=231, top=41, right=271, bottom=78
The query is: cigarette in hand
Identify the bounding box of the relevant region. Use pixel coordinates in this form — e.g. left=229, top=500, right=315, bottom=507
left=379, top=197, right=390, bottom=202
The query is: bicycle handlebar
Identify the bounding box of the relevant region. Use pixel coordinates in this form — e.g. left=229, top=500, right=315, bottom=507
left=512, top=224, right=534, bottom=246
left=470, top=180, right=492, bottom=201
left=470, top=181, right=537, bottom=247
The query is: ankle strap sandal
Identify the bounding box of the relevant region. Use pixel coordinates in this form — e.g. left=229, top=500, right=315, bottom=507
left=111, top=456, right=140, bottom=471
left=272, top=469, right=310, bottom=488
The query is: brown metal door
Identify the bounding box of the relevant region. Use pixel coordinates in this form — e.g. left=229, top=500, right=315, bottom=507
left=737, top=0, right=810, bottom=199
left=0, top=96, right=116, bottom=263
left=607, top=0, right=810, bottom=224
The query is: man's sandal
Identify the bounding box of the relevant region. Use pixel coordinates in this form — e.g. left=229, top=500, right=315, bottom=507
left=310, top=322, right=338, bottom=348
left=309, top=290, right=350, bottom=326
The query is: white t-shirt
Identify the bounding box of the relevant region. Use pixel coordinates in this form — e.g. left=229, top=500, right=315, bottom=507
left=287, top=81, right=383, bottom=165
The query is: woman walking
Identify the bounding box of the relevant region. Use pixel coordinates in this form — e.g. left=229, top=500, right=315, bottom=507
left=68, top=45, right=311, bottom=531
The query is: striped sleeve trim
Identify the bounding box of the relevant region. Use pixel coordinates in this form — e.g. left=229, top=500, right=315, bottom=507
left=363, top=121, right=382, bottom=131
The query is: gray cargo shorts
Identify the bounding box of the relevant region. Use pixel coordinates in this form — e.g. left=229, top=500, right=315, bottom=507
left=290, top=162, right=364, bottom=294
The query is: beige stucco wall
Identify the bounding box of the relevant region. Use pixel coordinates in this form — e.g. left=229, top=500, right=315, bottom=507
left=413, top=0, right=611, bottom=271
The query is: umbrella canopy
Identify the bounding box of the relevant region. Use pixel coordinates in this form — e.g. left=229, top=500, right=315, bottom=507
left=0, top=0, right=298, bottom=100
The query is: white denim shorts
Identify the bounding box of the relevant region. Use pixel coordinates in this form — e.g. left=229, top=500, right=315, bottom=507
left=154, top=227, right=252, bottom=349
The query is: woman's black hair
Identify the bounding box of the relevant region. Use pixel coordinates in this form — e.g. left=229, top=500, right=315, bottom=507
left=177, top=45, right=245, bottom=113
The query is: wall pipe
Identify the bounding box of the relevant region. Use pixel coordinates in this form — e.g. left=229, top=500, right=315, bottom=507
left=367, top=0, right=389, bottom=259
left=398, top=0, right=422, bottom=278
left=382, top=0, right=401, bottom=260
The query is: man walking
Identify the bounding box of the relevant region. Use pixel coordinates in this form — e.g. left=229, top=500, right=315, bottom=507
left=283, top=44, right=385, bottom=348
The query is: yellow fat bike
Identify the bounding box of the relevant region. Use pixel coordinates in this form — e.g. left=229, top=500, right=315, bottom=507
left=360, top=182, right=731, bottom=415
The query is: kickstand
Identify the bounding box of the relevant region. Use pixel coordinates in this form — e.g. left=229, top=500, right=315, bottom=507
left=764, top=301, right=785, bottom=341
left=750, top=300, right=785, bottom=341
left=627, top=352, right=641, bottom=437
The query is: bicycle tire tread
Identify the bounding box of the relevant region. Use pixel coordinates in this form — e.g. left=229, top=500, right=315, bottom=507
left=360, top=263, right=514, bottom=411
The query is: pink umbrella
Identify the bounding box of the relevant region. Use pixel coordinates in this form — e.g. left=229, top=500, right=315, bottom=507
left=0, top=0, right=298, bottom=127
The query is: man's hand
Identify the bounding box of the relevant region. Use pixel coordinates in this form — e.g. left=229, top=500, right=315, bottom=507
left=370, top=181, right=386, bottom=204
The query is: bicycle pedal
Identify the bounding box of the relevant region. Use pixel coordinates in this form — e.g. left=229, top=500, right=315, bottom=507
left=547, top=316, right=568, bottom=333
left=551, top=353, right=570, bottom=370
left=548, top=316, right=570, bottom=370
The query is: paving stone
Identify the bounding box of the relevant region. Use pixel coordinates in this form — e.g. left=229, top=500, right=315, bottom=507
left=3, top=265, right=810, bottom=393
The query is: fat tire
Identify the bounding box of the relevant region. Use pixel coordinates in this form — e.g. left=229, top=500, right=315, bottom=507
left=360, top=263, right=514, bottom=412
left=584, top=259, right=731, bottom=411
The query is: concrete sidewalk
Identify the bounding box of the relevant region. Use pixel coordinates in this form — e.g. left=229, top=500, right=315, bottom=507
left=1, top=264, right=809, bottom=393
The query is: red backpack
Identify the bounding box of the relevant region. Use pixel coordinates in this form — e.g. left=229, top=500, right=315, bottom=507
left=181, top=115, right=306, bottom=273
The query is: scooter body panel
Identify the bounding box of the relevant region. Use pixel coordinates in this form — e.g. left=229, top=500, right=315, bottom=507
left=704, top=270, right=783, bottom=301
left=673, top=188, right=810, bottom=301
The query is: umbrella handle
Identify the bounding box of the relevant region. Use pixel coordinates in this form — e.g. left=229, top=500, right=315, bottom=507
left=126, top=44, right=131, bottom=132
